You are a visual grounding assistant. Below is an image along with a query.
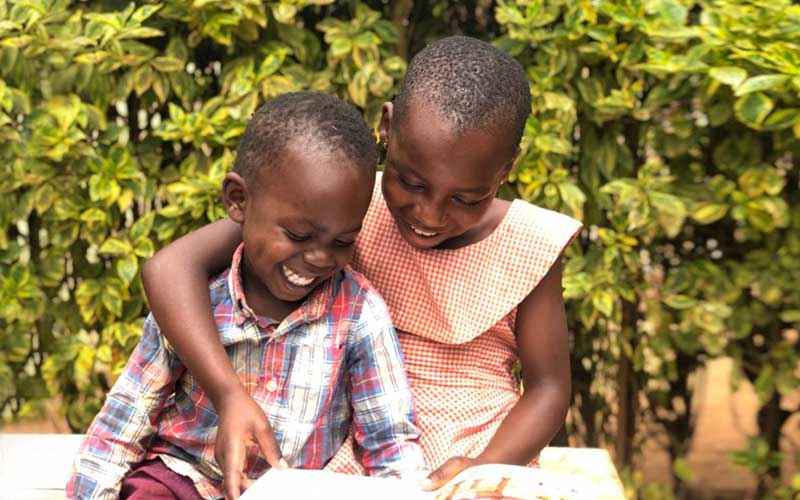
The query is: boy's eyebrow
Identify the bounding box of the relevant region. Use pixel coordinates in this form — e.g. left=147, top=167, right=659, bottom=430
left=305, top=219, right=362, bottom=234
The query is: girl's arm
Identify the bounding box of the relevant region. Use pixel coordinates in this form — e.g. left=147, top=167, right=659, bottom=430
left=142, top=219, right=241, bottom=403
left=142, top=219, right=286, bottom=499
left=422, top=259, right=571, bottom=489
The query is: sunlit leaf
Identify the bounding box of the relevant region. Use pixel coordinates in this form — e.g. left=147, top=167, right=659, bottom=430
left=734, top=92, right=774, bottom=128
left=99, top=237, right=132, bottom=256
left=708, top=66, right=747, bottom=88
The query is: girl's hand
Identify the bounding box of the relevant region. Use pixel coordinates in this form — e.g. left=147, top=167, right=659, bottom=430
left=420, top=456, right=477, bottom=491
left=215, top=388, right=287, bottom=500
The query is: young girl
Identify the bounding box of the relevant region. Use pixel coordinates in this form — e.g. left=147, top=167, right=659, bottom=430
left=143, top=36, right=582, bottom=498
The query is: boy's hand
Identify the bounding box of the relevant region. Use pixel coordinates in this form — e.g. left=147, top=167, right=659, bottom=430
left=215, top=388, right=287, bottom=499
left=419, top=456, right=477, bottom=491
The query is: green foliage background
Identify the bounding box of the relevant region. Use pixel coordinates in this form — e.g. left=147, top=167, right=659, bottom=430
left=1, top=0, right=798, bottom=497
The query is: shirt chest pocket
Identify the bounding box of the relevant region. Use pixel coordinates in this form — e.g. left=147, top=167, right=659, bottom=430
left=283, top=332, right=347, bottom=425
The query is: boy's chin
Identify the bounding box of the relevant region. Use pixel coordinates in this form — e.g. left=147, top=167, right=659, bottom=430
left=273, top=287, right=314, bottom=303
left=272, top=277, right=323, bottom=303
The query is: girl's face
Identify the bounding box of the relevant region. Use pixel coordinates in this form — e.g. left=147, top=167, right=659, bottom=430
left=379, top=100, right=518, bottom=250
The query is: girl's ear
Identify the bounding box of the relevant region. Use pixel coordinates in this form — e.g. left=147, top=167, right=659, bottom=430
left=222, top=172, right=248, bottom=224
left=379, top=101, right=394, bottom=143
left=498, top=146, right=521, bottom=184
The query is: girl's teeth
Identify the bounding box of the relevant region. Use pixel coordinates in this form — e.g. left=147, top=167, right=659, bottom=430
left=282, top=266, right=314, bottom=286
left=411, top=225, right=438, bottom=237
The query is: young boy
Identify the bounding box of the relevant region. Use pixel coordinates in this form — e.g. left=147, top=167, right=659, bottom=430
left=67, top=92, right=424, bottom=500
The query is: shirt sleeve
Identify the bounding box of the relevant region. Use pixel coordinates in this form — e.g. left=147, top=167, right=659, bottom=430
left=346, top=288, right=426, bottom=478
left=66, top=315, right=184, bottom=499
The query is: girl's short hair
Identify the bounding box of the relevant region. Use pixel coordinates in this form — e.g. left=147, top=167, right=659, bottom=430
left=394, top=36, right=531, bottom=148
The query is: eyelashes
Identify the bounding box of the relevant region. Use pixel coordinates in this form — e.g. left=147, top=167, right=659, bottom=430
left=285, top=230, right=311, bottom=242
left=452, top=196, right=482, bottom=207
left=285, top=230, right=354, bottom=248
left=398, top=175, right=424, bottom=192
left=400, top=177, right=482, bottom=206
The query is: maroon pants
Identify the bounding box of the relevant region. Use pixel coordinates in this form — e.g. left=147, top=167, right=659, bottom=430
left=120, top=458, right=203, bottom=500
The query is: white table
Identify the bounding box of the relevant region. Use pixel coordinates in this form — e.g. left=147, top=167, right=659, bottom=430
left=0, top=433, right=84, bottom=499
left=0, top=434, right=625, bottom=499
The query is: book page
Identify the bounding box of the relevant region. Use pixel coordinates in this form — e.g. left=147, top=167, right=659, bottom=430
left=239, top=468, right=431, bottom=500
left=239, top=464, right=612, bottom=500
left=432, top=464, right=595, bottom=500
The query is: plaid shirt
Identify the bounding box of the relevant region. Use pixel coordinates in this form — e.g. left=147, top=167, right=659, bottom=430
left=67, top=244, right=423, bottom=500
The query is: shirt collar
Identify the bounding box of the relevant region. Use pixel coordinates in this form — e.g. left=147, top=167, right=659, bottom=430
left=223, top=243, right=337, bottom=338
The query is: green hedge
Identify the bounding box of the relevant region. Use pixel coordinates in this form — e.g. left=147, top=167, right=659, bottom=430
left=1, top=1, right=798, bottom=497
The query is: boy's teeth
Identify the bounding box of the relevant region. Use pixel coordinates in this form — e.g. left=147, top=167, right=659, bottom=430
left=410, top=225, right=438, bottom=237
left=282, top=266, right=314, bottom=286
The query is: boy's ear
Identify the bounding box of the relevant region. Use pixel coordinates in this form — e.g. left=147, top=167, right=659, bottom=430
left=379, top=101, right=394, bottom=143
left=222, top=172, right=248, bottom=224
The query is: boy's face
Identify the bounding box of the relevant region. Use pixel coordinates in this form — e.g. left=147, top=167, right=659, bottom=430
left=379, top=99, right=518, bottom=250
left=223, top=142, right=374, bottom=309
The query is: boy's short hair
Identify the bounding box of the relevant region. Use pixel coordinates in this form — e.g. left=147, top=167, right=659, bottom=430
left=393, top=36, right=531, bottom=148
left=233, top=92, right=377, bottom=182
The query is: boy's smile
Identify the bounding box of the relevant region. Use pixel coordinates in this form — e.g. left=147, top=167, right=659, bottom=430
left=281, top=265, right=315, bottom=287
left=380, top=100, right=518, bottom=250
left=223, top=142, right=374, bottom=320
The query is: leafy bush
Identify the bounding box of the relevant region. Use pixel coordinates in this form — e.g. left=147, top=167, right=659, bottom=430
left=1, top=0, right=797, bottom=497
left=494, top=1, right=800, bottom=495
left=0, top=0, right=404, bottom=429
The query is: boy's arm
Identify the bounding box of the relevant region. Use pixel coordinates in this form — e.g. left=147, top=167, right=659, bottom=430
left=423, top=260, right=571, bottom=490
left=348, top=288, right=426, bottom=479
left=67, top=316, right=184, bottom=500
left=141, top=219, right=285, bottom=499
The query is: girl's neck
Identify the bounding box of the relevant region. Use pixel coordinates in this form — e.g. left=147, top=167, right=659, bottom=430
left=433, top=197, right=512, bottom=250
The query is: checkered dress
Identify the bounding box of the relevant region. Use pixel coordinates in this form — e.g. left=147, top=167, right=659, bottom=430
left=325, top=177, right=583, bottom=472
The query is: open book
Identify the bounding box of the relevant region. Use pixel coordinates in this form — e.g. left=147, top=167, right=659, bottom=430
left=239, top=463, right=615, bottom=500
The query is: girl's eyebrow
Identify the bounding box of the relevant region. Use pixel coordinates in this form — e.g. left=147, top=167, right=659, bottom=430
left=399, top=162, right=490, bottom=195
left=338, top=224, right=363, bottom=235
left=455, top=185, right=493, bottom=195
left=391, top=157, right=417, bottom=175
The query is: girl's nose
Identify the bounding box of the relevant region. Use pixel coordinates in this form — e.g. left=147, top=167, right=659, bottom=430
left=414, top=200, right=448, bottom=229
left=303, top=247, right=336, bottom=270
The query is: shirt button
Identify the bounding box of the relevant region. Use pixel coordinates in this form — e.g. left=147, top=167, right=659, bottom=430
left=265, top=379, right=278, bottom=392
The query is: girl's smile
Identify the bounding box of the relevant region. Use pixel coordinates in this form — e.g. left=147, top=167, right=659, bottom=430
left=409, top=223, right=440, bottom=238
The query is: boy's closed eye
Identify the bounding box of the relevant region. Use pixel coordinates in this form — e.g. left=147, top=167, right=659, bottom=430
left=285, top=227, right=356, bottom=248
left=284, top=229, right=311, bottom=242
left=398, top=174, right=425, bottom=192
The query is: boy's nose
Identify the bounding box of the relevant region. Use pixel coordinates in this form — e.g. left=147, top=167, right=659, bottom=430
left=303, top=247, right=336, bottom=271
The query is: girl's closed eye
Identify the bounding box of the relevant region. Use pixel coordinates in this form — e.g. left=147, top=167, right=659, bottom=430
left=285, top=229, right=311, bottom=242
left=452, top=195, right=483, bottom=207
left=334, top=239, right=355, bottom=248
